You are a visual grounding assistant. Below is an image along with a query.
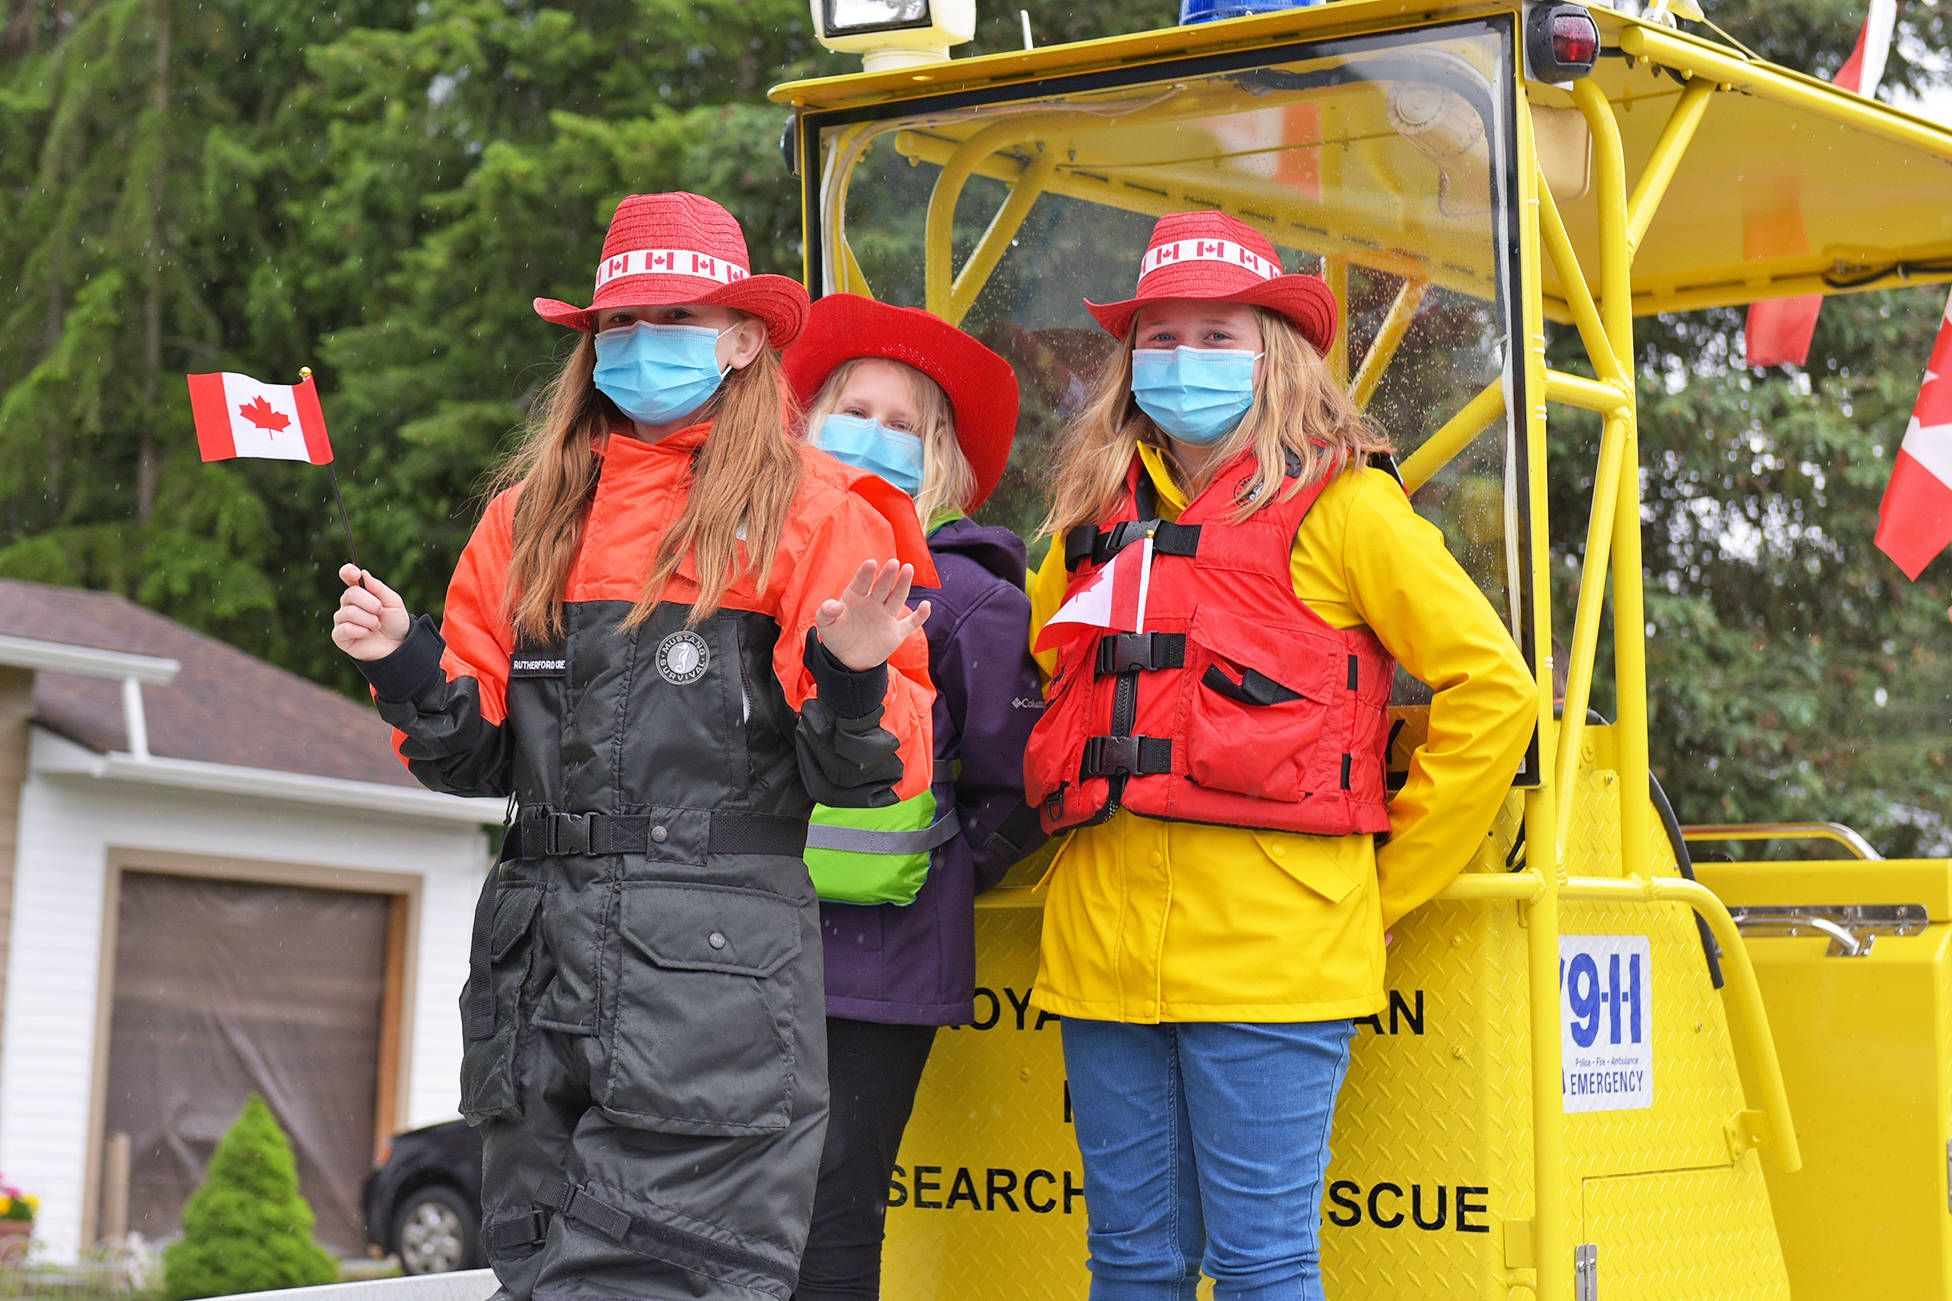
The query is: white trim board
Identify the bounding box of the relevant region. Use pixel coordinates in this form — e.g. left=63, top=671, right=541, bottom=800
left=29, top=730, right=505, bottom=825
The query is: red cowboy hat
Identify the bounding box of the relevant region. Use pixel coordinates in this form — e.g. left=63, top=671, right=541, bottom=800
left=534, top=192, right=809, bottom=348
left=783, top=295, right=1020, bottom=511
left=1084, top=211, right=1338, bottom=355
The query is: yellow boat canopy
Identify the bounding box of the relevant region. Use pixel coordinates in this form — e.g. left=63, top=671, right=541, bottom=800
left=773, top=0, right=1952, bottom=318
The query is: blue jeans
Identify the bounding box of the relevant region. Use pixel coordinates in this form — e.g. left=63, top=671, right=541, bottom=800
left=1060, top=1018, right=1356, bottom=1301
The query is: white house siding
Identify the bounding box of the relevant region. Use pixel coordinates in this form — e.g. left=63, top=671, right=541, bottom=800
left=0, top=730, right=489, bottom=1262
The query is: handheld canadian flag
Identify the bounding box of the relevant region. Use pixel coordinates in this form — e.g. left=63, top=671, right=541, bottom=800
left=1035, top=536, right=1153, bottom=651
left=1744, top=0, right=1896, bottom=367
left=1874, top=289, right=1952, bottom=580
left=186, top=371, right=334, bottom=465
left=187, top=367, right=364, bottom=573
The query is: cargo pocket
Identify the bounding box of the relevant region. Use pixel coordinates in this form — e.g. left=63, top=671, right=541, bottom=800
left=458, top=881, right=543, bottom=1124
left=1185, top=606, right=1333, bottom=803
left=598, top=882, right=803, bottom=1137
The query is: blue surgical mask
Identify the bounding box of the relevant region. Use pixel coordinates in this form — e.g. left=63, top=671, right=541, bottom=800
left=592, top=321, right=729, bottom=428
left=813, top=413, right=925, bottom=496
left=1130, top=346, right=1262, bottom=446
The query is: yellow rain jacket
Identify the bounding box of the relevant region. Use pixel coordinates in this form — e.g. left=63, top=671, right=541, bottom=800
left=1027, top=445, right=1534, bottom=1022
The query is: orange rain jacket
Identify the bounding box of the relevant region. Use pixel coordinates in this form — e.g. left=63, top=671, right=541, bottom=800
left=356, top=420, right=935, bottom=1299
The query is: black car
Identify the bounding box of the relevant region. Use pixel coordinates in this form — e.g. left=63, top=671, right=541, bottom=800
left=362, top=1120, right=485, bottom=1275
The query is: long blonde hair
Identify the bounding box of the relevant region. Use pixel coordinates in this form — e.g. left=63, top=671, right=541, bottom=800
left=1040, top=307, right=1390, bottom=539
left=495, top=329, right=803, bottom=643
left=800, top=357, right=976, bottom=529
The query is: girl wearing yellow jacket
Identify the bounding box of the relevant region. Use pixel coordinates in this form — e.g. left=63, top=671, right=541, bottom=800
left=1025, top=211, right=1533, bottom=1301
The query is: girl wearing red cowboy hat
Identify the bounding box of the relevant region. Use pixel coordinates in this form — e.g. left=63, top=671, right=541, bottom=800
left=1023, top=211, right=1534, bottom=1300
left=780, top=295, right=1047, bottom=1301
left=330, top=193, right=937, bottom=1301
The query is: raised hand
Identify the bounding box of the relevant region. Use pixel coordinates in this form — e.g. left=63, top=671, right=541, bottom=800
left=331, top=563, right=412, bottom=661
left=814, top=558, right=931, bottom=672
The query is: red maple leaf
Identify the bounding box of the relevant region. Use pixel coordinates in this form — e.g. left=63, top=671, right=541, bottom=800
left=237, top=395, right=291, bottom=433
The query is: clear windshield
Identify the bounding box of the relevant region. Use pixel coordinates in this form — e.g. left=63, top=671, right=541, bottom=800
left=809, top=19, right=1530, bottom=728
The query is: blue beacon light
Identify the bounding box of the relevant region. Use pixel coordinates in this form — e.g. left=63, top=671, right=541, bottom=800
left=1179, top=0, right=1320, bottom=22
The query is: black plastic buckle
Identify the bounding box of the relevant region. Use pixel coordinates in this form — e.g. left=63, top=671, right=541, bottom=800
left=1095, top=632, right=1185, bottom=677
left=1082, top=735, right=1141, bottom=779
left=550, top=813, right=594, bottom=856
left=1100, top=520, right=1152, bottom=564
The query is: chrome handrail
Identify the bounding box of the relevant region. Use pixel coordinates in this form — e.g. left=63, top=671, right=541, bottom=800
left=1681, top=821, right=1882, bottom=861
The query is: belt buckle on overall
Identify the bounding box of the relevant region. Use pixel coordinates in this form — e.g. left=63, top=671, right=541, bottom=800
left=550, top=812, right=595, bottom=856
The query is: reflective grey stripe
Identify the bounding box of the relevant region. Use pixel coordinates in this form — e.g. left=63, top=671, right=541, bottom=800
left=804, top=809, right=962, bottom=855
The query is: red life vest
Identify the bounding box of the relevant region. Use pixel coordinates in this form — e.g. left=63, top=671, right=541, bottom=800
left=1024, top=450, right=1396, bottom=838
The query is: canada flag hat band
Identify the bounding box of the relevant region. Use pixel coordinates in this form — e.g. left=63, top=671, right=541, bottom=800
left=1085, top=211, right=1339, bottom=353
left=534, top=192, right=809, bottom=348
left=1139, top=237, right=1281, bottom=282
left=594, top=249, right=750, bottom=292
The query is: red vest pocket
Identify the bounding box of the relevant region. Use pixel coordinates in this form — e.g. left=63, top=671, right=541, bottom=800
left=1184, top=606, right=1331, bottom=803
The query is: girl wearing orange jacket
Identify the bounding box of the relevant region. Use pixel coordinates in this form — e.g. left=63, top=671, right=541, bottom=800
left=331, top=193, right=933, bottom=1301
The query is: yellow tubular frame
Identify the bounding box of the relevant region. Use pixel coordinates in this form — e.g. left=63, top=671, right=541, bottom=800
left=924, top=118, right=1047, bottom=319
left=945, top=150, right=1056, bottom=327
left=1625, top=78, right=1716, bottom=255
left=1396, top=378, right=1506, bottom=492
left=1324, top=256, right=1351, bottom=384
left=1576, top=74, right=1656, bottom=910
left=1525, top=67, right=1800, bottom=1300
left=1350, top=279, right=1428, bottom=409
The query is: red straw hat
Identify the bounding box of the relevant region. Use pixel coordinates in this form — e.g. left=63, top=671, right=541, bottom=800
left=783, top=295, right=1020, bottom=511
left=1085, top=211, right=1338, bottom=354
left=534, top=192, right=809, bottom=348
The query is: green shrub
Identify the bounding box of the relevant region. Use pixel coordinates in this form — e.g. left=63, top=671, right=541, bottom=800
left=161, top=1095, right=337, bottom=1300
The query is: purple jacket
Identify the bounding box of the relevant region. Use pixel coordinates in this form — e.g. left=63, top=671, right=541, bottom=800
left=819, top=517, right=1047, bottom=1025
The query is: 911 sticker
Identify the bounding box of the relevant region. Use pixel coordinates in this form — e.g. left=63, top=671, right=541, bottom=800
left=1559, top=935, right=1652, bottom=1112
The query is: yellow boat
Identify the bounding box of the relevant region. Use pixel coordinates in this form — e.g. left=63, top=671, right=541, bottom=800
left=772, top=4, right=1952, bottom=1296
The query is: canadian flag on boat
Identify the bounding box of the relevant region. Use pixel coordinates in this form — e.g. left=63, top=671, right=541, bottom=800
left=1744, top=0, right=1897, bottom=367
left=186, top=371, right=334, bottom=464
left=1035, top=536, right=1153, bottom=650
left=1874, top=290, right=1952, bottom=579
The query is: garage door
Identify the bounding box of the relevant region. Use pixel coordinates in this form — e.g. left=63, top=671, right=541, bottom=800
left=102, top=871, right=393, bottom=1254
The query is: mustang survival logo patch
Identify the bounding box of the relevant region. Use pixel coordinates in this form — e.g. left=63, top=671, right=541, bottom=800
left=655, top=630, right=710, bottom=685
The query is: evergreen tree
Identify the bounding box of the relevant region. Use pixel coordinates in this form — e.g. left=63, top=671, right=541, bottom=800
left=160, top=1093, right=337, bottom=1300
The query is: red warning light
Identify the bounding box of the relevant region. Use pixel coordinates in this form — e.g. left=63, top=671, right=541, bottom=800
left=1527, top=3, right=1600, bottom=82
left=1552, top=13, right=1599, bottom=66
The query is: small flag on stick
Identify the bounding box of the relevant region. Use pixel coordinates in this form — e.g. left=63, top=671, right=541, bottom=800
left=187, top=370, right=334, bottom=464
left=187, top=367, right=363, bottom=574
left=1874, top=288, right=1952, bottom=580
left=1035, top=536, right=1153, bottom=651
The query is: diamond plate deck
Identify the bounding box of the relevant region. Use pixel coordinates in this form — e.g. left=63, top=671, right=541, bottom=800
left=1581, top=1161, right=1790, bottom=1301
